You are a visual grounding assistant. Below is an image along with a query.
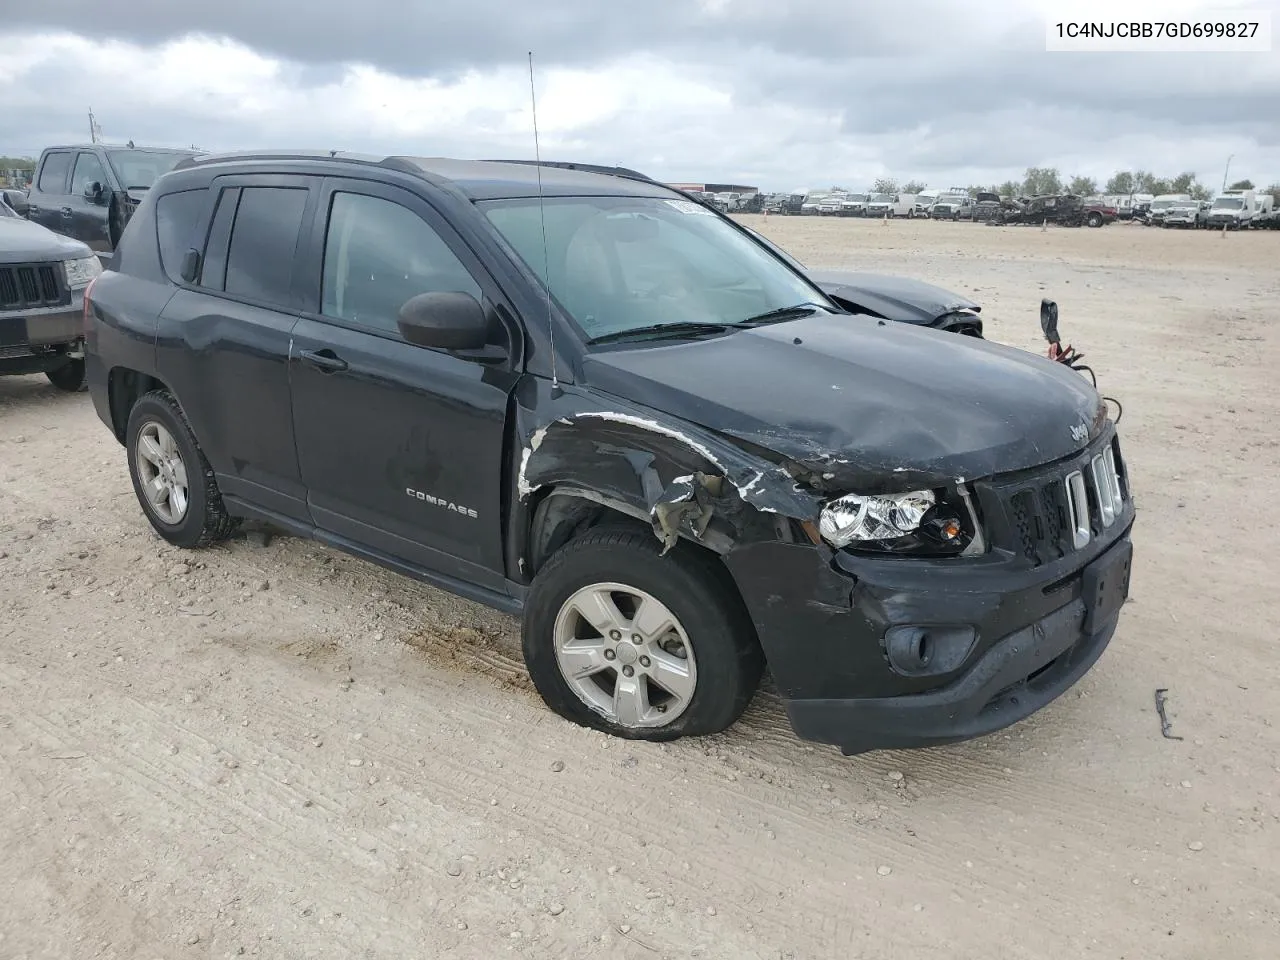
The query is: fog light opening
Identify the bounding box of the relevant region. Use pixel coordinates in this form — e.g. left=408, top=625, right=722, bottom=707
left=884, top=624, right=977, bottom=677
left=912, top=631, right=933, bottom=667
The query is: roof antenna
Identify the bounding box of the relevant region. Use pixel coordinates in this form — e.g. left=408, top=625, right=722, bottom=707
left=528, top=50, right=560, bottom=396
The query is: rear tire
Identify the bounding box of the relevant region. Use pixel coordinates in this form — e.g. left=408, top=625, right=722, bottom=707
left=523, top=526, right=764, bottom=742
left=1088, top=212, right=1103, bottom=228
left=125, top=390, right=239, bottom=548
left=46, top=358, right=87, bottom=392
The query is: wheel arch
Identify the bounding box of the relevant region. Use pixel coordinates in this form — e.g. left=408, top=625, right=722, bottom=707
left=525, top=485, right=740, bottom=578
left=107, top=366, right=170, bottom=444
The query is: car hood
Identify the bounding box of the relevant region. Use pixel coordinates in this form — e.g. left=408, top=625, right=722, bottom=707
left=0, top=216, right=91, bottom=263
left=806, top=269, right=980, bottom=325
left=581, top=313, right=1106, bottom=492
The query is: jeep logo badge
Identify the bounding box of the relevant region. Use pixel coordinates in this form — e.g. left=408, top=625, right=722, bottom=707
left=1070, top=421, right=1089, bottom=444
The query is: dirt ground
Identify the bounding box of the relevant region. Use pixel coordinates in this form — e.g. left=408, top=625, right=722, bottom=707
left=2, top=217, right=1278, bottom=960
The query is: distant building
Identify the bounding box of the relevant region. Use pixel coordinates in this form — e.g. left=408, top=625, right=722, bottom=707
left=666, top=182, right=759, bottom=196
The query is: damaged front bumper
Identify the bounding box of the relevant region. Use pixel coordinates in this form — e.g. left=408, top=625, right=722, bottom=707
left=726, top=520, right=1133, bottom=755
left=721, top=427, right=1135, bottom=755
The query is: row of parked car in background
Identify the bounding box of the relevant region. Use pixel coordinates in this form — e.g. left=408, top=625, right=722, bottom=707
left=1135, top=189, right=1276, bottom=229
left=709, top=185, right=1279, bottom=230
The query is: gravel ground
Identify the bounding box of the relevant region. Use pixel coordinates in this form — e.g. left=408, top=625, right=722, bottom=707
left=1, top=217, right=1278, bottom=959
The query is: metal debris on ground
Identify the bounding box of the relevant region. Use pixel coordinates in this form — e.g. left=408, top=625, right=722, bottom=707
left=1154, top=688, right=1183, bottom=741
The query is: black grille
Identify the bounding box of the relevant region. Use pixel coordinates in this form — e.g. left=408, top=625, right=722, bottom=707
left=1006, top=480, right=1072, bottom=566
left=1010, top=490, right=1039, bottom=563
left=0, top=263, right=68, bottom=310
left=978, top=431, right=1128, bottom=569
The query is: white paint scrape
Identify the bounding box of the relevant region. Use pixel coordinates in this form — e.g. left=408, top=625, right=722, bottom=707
left=516, top=411, right=800, bottom=513
left=516, top=423, right=552, bottom=498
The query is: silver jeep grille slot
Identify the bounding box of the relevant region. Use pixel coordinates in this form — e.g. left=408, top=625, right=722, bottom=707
left=1103, top=445, right=1124, bottom=504
left=1091, top=454, right=1117, bottom=527
left=1065, top=470, right=1091, bottom=549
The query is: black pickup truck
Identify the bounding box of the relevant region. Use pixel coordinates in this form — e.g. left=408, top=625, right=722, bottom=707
left=25, top=143, right=195, bottom=259
left=83, top=152, right=1134, bottom=756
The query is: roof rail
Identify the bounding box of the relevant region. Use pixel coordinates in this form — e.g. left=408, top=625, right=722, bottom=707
left=171, top=149, right=388, bottom=172
left=481, top=159, right=659, bottom=186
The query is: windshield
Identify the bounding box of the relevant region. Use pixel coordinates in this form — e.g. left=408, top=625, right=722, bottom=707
left=869, top=194, right=893, bottom=203
left=1212, top=197, right=1244, bottom=209
left=104, top=149, right=189, bottom=189
left=1150, top=200, right=1175, bottom=210
left=480, top=195, right=830, bottom=342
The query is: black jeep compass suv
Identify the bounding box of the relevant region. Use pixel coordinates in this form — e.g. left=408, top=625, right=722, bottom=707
left=83, top=151, right=1134, bottom=755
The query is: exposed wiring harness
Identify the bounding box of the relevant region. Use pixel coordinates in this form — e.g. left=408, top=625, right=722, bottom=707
left=1048, top=342, right=1124, bottom=424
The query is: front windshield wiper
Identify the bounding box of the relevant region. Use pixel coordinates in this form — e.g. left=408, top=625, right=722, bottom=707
left=588, top=302, right=833, bottom=345
left=588, top=321, right=748, bottom=344
left=738, top=301, right=831, bottom=325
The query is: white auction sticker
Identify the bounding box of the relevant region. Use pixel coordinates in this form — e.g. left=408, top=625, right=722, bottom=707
left=1046, top=9, right=1271, bottom=51
left=665, top=199, right=718, bottom=216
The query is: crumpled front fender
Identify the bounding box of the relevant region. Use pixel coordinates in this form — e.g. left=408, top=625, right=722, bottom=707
left=509, top=377, right=823, bottom=568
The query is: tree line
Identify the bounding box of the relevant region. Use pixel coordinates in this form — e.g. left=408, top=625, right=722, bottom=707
left=846, top=169, right=1279, bottom=203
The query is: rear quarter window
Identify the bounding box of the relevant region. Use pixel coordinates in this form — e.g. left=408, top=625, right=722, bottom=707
left=155, top=189, right=209, bottom=284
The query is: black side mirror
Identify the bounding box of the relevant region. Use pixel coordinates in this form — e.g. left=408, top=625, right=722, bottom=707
left=1040, top=299, right=1060, bottom=345
left=83, top=180, right=103, bottom=201
left=397, top=291, right=491, bottom=351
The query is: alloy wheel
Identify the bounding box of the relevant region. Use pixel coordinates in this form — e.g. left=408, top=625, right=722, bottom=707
left=552, top=582, right=698, bottom=728
left=134, top=421, right=190, bottom=524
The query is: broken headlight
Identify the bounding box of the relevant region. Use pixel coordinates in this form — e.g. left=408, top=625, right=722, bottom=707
left=818, top=488, right=976, bottom=556
left=63, top=255, right=102, bottom=290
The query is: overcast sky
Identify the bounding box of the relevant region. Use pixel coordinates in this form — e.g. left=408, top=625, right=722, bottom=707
left=2, top=0, right=1277, bottom=191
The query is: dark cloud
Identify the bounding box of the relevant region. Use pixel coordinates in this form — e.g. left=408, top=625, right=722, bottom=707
left=10, top=0, right=967, bottom=76
left=2, top=1, right=1278, bottom=190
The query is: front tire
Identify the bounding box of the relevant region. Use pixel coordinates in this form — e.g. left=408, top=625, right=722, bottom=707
left=125, top=390, right=239, bottom=548
left=523, top=526, right=764, bottom=741
left=1088, top=212, right=1103, bottom=228
left=46, top=358, right=87, bottom=392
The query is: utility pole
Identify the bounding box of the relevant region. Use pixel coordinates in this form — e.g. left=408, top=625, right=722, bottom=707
left=1222, top=155, right=1233, bottom=193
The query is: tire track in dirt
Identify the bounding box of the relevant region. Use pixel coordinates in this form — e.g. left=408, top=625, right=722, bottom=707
left=1, top=491, right=1258, bottom=958
left=0, top=678, right=492, bottom=957
left=2, top=646, right=805, bottom=957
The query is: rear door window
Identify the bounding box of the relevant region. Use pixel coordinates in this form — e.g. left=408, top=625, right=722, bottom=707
left=223, top=186, right=309, bottom=308
left=155, top=188, right=209, bottom=284
left=37, top=151, right=72, bottom=193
